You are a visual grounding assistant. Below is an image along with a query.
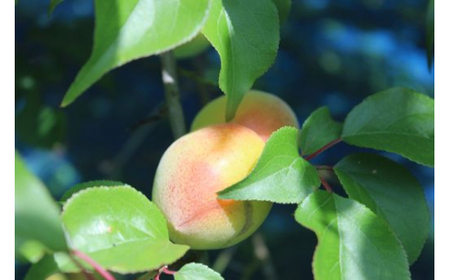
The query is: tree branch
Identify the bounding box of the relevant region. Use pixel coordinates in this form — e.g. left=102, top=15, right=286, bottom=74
left=212, top=247, right=238, bottom=274
left=161, top=51, right=186, bottom=139
left=251, top=232, right=278, bottom=280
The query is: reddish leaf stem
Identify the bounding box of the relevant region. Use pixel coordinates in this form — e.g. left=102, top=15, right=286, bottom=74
left=162, top=267, right=177, bottom=275
left=304, top=139, right=342, bottom=161
left=72, top=250, right=116, bottom=280
left=69, top=254, right=96, bottom=280
left=155, top=266, right=177, bottom=280
left=320, top=176, right=333, bottom=193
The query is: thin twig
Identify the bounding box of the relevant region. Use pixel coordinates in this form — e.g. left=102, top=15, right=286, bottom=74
left=72, top=250, right=116, bottom=280
left=129, top=105, right=167, bottom=132
left=161, top=51, right=186, bottom=139
left=212, top=246, right=238, bottom=274
left=250, top=232, right=278, bottom=280
left=304, top=138, right=342, bottom=161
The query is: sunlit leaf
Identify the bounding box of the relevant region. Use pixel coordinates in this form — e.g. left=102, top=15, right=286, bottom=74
left=175, top=263, right=224, bottom=280
left=61, top=186, right=189, bottom=273
left=295, top=191, right=411, bottom=280
left=342, top=87, right=434, bottom=167
left=334, top=153, right=430, bottom=264
left=202, top=0, right=279, bottom=121
left=61, top=0, right=210, bottom=107
left=219, top=127, right=319, bottom=204
left=60, top=180, right=128, bottom=203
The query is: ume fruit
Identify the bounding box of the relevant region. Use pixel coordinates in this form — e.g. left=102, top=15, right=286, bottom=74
left=191, top=90, right=299, bottom=142
left=152, top=124, right=272, bottom=250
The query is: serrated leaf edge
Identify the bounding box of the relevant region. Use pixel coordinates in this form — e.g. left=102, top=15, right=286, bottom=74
left=62, top=0, right=212, bottom=107
left=296, top=193, right=411, bottom=280
left=61, top=186, right=190, bottom=274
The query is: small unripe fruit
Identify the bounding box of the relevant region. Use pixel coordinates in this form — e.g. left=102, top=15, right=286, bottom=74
left=152, top=124, right=271, bottom=250
left=191, top=90, right=299, bottom=142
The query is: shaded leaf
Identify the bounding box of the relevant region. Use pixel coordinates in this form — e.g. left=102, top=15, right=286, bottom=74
left=61, top=0, right=210, bottom=107
left=16, top=93, right=66, bottom=149
left=295, top=191, right=411, bottom=280
left=273, top=0, right=291, bottom=23
left=24, top=255, right=59, bottom=280
left=175, top=263, right=224, bottom=280
left=18, top=241, right=47, bottom=264
left=15, top=151, right=67, bottom=260
left=334, top=153, right=430, bottom=264
left=219, top=127, right=320, bottom=204
left=202, top=0, right=279, bottom=121
left=342, top=87, right=434, bottom=166
left=299, top=106, right=342, bottom=156
left=61, top=186, right=189, bottom=274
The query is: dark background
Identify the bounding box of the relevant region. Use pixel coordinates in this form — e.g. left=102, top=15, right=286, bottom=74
left=15, top=0, right=434, bottom=279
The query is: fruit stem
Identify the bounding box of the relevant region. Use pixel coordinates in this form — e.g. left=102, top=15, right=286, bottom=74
left=72, top=250, right=116, bottom=280
left=304, top=138, right=341, bottom=161
left=160, top=51, right=187, bottom=139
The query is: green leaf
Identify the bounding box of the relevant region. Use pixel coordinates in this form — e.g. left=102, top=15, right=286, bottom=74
left=18, top=241, right=47, bottom=263
left=53, top=252, right=81, bottom=273
left=273, top=0, right=291, bottom=23
left=342, top=87, right=434, bottom=167
left=295, top=191, right=411, bottom=280
left=334, top=153, right=430, bottom=264
left=202, top=0, right=280, bottom=121
left=299, top=106, right=342, bottom=156
left=175, top=263, right=224, bottom=280
left=61, top=0, right=211, bottom=107
left=48, top=0, right=64, bottom=16
left=24, top=255, right=59, bottom=280
left=60, top=180, right=128, bottom=203
left=218, top=127, right=320, bottom=204
left=15, top=151, right=67, bottom=259
left=61, top=186, right=189, bottom=274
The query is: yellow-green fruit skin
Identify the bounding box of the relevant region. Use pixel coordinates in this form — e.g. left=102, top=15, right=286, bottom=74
left=152, top=124, right=272, bottom=250
left=191, top=90, right=299, bottom=142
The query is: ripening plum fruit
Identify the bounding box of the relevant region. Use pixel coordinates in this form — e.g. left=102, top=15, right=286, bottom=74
left=152, top=124, right=271, bottom=250
left=191, top=90, right=299, bottom=142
